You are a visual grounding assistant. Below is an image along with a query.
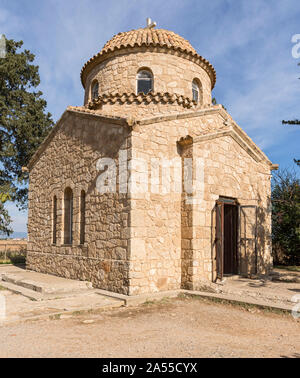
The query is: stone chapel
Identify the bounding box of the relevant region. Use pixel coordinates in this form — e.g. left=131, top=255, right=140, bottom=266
left=26, top=22, right=277, bottom=295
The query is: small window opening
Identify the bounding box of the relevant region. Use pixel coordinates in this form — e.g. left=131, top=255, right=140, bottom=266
left=64, top=187, right=73, bottom=244
left=137, top=70, right=153, bottom=95
left=80, top=190, right=86, bottom=245
left=192, top=80, right=200, bottom=103
left=52, top=195, right=57, bottom=244
left=91, top=82, right=99, bottom=100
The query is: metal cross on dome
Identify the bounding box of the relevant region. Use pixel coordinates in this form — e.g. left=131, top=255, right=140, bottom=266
left=146, top=18, right=156, bottom=29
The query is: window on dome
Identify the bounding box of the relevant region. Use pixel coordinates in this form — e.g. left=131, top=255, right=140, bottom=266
left=91, top=82, right=99, bottom=100
left=192, top=80, right=200, bottom=103
left=137, top=70, right=153, bottom=95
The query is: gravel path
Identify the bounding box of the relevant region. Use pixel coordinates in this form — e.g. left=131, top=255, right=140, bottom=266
left=0, top=296, right=299, bottom=358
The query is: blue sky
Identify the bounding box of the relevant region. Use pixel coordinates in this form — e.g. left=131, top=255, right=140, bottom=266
left=1, top=0, right=299, bottom=233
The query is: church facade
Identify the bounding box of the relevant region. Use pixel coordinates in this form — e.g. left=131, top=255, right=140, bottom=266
left=26, top=25, right=277, bottom=295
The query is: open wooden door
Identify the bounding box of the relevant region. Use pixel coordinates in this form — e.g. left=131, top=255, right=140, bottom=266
left=215, top=197, right=240, bottom=281
left=216, top=201, right=224, bottom=280
left=224, top=204, right=239, bottom=275
left=239, top=205, right=258, bottom=276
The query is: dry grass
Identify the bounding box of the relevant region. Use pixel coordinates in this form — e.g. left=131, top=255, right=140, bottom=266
left=274, top=265, right=300, bottom=272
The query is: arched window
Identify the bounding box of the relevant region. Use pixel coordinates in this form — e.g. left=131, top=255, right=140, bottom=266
left=64, top=187, right=73, bottom=244
left=137, top=69, right=153, bottom=95
left=52, top=195, right=57, bottom=244
left=91, top=81, right=99, bottom=100
left=80, top=190, right=86, bottom=245
left=192, top=80, right=200, bottom=103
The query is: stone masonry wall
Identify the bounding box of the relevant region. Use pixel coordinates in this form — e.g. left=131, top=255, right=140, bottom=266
left=128, top=109, right=272, bottom=294
left=27, top=107, right=272, bottom=296
left=27, top=111, right=132, bottom=294
left=191, top=135, right=272, bottom=287
left=84, top=48, right=212, bottom=109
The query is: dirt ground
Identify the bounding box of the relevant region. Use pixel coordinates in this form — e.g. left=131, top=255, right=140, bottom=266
left=0, top=296, right=299, bottom=358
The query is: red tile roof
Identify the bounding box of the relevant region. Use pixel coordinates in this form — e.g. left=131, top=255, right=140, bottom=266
left=80, top=28, right=216, bottom=89
left=87, top=91, right=197, bottom=109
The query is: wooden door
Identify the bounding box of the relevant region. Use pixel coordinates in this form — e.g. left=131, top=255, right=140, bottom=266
left=239, top=205, right=258, bottom=275
left=216, top=201, right=224, bottom=280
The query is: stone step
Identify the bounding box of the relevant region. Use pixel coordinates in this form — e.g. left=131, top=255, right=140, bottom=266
left=2, top=274, right=44, bottom=293
left=0, top=280, right=43, bottom=301
left=1, top=272, right=93, bottom=295
left=0, top=279, right=95, bottom=302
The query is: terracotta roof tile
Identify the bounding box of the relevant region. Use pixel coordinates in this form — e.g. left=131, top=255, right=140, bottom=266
left=81, top=28, right=216, bottom=89
left=87, top=91, right=197, bottom=110
left=66, top=106, right=127, bottom=122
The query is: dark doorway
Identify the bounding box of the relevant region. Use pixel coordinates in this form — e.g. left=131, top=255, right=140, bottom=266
left=216, top=197, right=239, bottom=280
left=223, top=204, right=238, bottom=275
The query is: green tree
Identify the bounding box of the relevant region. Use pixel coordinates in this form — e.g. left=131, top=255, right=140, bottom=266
left=282, top=117, right=300, bottom=166
left=0, top=37, right=54, bottom=235
left=0, top=193, right=12, bottom=236
left=212, top=97, right=227, bottom=111
left=282, top=62, right=300, bottom=166
left=272, top=167, right=300, bottom=265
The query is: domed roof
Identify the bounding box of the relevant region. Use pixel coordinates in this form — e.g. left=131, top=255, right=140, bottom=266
left=101, top=28, right=198, bottom=55
left=81, top=28, right=216, bottom=89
